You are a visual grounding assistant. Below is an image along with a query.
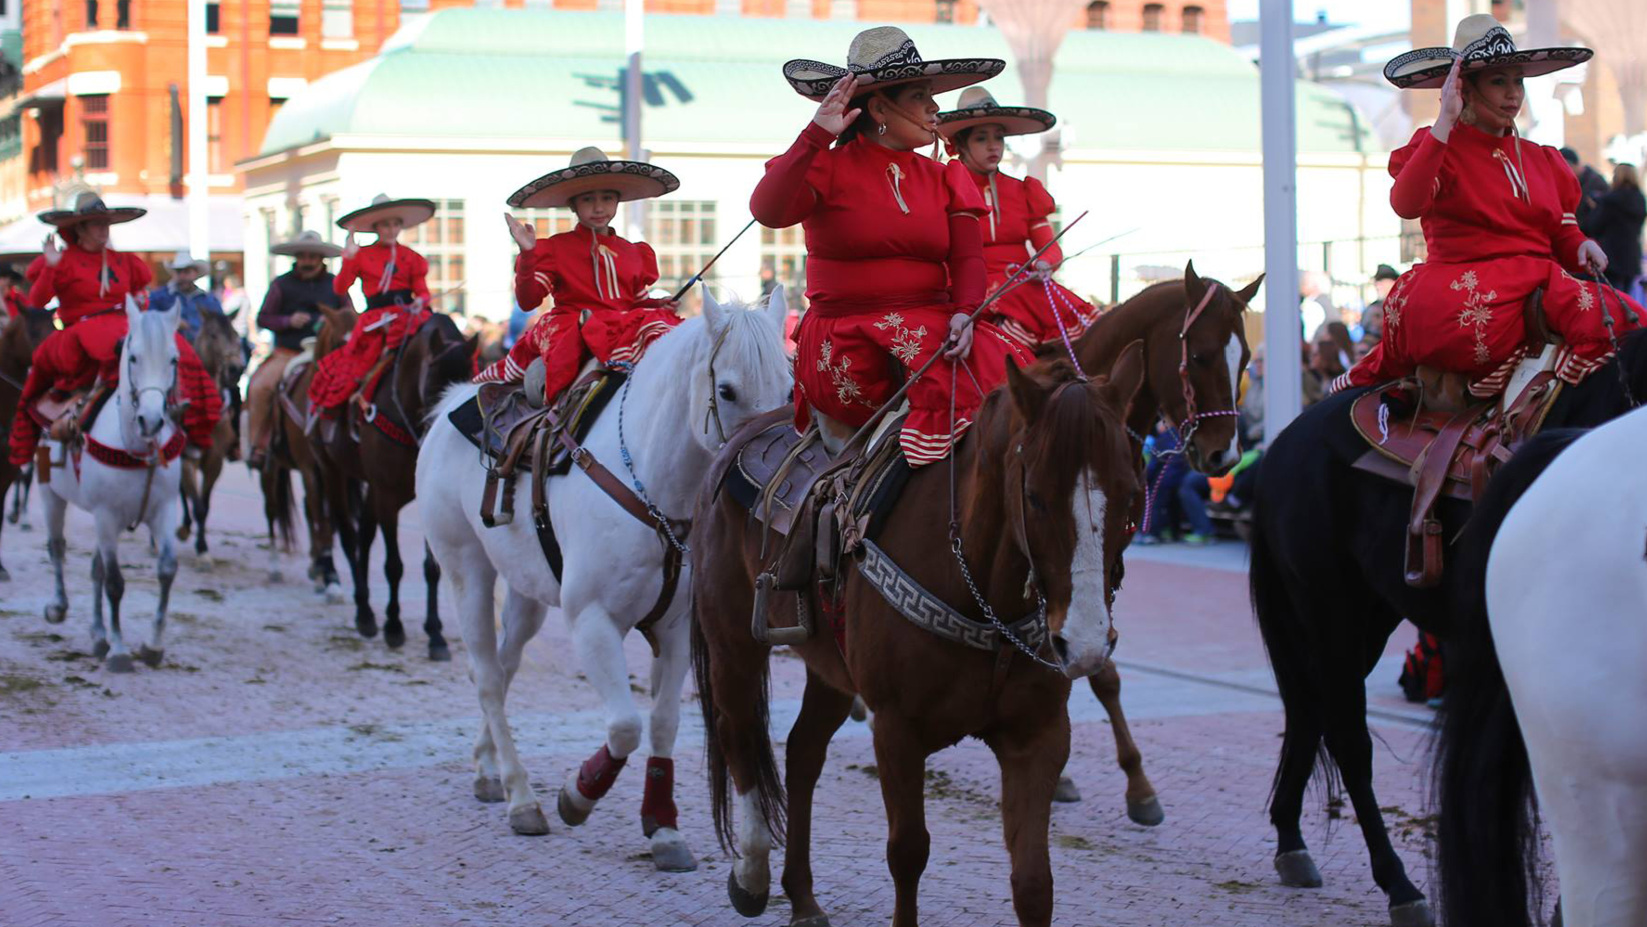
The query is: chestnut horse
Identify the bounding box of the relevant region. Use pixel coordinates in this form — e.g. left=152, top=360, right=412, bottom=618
left=692, top=350, right=1144, bottom=927
left=314, top=309, right=475, bottom=661
left=1056, top=262, right=1262, bottom=820
left=177, top=310, right=246, bottom=556
left=0, top=308, right=54, bottom=581
left=260, top=305, right=352, bottom=598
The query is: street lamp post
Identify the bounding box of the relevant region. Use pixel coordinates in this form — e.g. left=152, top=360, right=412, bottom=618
left=187, top=0, right=209, bottom=278
left=1259, top=0, right=1302, bottom=442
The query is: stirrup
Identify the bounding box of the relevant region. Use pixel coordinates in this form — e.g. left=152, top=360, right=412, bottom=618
left=750, top=572, right=813, bottom=646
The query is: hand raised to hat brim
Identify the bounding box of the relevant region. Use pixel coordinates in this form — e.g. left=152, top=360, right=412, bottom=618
left=504, top=213, right=537, bottom=254
left=342, top=231, right=360, bottom=260
left=42, top=234, right=61, bottom=267
left=813, top=74, right=863, bottom=137
left=1433, top=58, right=1464, bottom=144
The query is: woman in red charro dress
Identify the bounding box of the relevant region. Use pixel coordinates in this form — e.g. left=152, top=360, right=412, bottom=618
left=937, top=88, right=1099, bottom=352
left=6, top=194, right=221, bottom=467
left=308, top=194, right=437, bottom=414
left=1340, top=16, right=1641, bottom=396
left=756, top=26, right=1030, bottom=467
left=478, top=147, right=682, bottom=403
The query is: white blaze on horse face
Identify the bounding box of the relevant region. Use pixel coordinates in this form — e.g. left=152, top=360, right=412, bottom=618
left=1221, top=333, right=1244, bottom=463
left=1058, top=472, right=1113, bottom=678
left=734, top=788, right=773, bottom=896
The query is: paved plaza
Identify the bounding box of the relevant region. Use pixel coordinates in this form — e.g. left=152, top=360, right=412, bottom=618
left=0, top=467, right=1441, bottom=927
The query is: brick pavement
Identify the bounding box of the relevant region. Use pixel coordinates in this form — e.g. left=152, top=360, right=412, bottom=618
left=0, top=467, right=1446, bottom=927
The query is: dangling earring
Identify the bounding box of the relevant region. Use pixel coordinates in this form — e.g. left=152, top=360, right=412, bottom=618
left=877, top=123, right=887, bottom=136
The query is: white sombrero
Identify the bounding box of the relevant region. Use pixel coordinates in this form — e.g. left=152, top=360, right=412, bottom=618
left=938, top=88, right=1056, bottom=139
left=270, top=230, right=344, bottom=258
left=38, top=192, right=146, bottom=228
left=783, top=26, right=1003, bottom=102
left=336, top=194, right=437, bottom=234
left=1385, top=14, right=1592, bottom=90
left=166, top=250, right=209, bottom=273
left=506, top=147, right=679, bottom=210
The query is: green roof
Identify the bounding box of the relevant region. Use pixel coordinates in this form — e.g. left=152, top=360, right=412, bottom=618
left=260, top=9, right=1375, bottom=156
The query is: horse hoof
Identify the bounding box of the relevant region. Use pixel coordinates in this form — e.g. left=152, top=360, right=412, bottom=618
left=0, top=567, right=10, bottom=582
left=848, top=695, right=868, bottom=722
left=557, top=782, right=594, bottom=827
left=138, top=646, right=164, bottom=668
left=383, top=624, right=406, bottom=650
left=1127, top=795, right=1165, bottom=826
left=43, top=604, right=66, bottom=624
left=508, top=804, right=550, bottom=836
left=1274, top=849, right=1323, bottom=888
left=1389, top=899, right=1435, bottom=927
left=792, top=915, right=831, bottom=927
left=269, top=569, right=286, bottom=584
left=727, top=868, right=769, bottom=918
left=1052, top=775, right=1082, bottom=804
left=92, top=639, right=110, bottom=658
left=649, top=830, right=698, bottom=873
left=355, top=614, right=378, bottom=639
left=473, top=777, right=506, bottom=803
left=428, top=642, right=452, bottom=662
left=176, top=525, right=190, bottom=541
left=105, top=653, right=135, bottom=674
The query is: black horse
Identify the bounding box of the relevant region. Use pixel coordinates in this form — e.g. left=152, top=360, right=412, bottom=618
left=1248, top=328, right=1647, bottom=926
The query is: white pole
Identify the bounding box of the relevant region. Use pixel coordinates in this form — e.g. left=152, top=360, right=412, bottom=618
left=1259, top=0, right=1301, bottom=444
left=624, top=0, right=645, bottom=242
left=187, top=0, right=210, bottom=279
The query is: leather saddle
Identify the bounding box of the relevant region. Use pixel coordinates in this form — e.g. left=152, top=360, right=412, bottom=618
left=32, top=383, right=113, bottom=480
left=1348, top=289, right=1561, bottom=588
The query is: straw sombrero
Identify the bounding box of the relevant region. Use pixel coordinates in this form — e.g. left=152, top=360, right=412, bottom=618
left=1385, top=14, right=1592, bottom=90
left=506, top=148, right=679, bottom=210
left=938, top=88, right=1055, bottom=139
left=270, top=230, right=343, bottom=258
left=783, top=26, right=1003, bottom=102
left=38, top=192, right=145, bottom=228
left=166, top=250, right=209, bottom=274
left=336, top=194, right=437, bottom=234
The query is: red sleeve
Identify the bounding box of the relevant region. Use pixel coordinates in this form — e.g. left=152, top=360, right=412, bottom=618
left=24, top=255, right=43, bottom=283
left=333, top=254, right=360, bottom=296
left=29, top=254, right=60, bottom=309
left=1341, top=338, right=1404, bottom=389
left=514, top=240, right=553, bottom=311
left=947, top=213, right=985, bottom=312
left=1548, top=147, right=1589, bottom=274
left=942, top=159, right=988, bottom=218
left=129, top=253, right=153, bottom=293
left=1389, top=128, right=1448, bottom=220
left=409, top=250, right=431, bottom=303
left=1022, top=177, right=1063, bottom=267
left=630, top=243, right=672, bottom=309
left=750, top=122, right=835, bottom=228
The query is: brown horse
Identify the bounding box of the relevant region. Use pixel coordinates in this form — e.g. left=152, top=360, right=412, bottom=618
left=692, top=349, right=1145, bottom=927
left=0, top=308, right=54, bottom=581
left=261, top=304, right=353, bottom=597
left=314, top=309, right=475, bottom=661
left=1047, top=262, right=1263, bottom=819
left=177, top=310, right=246, bottom=556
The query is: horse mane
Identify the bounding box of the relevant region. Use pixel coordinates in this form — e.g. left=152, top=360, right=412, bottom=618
left=1017, top=358, right=1133, bottom=499
left=712, top=292, right=791, bottom=386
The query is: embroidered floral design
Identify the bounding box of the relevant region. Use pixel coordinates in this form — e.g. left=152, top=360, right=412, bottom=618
left=1382, top=275, right=1411, bottom=331
left=817, top=339, right=866, bottom=407
left=873, top=312, right=928, bottom=365
left=1450, top=270, right=1498, bottom=365
left=1560, top=269, right=1595, bottom=311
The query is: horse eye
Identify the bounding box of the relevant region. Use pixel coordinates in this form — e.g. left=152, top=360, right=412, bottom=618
left=717, top=384, right=736, bottom=403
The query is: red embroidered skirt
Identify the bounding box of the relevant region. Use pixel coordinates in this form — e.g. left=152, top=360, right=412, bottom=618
left=473, top=307, right=681, bottom=404
left=308, top=306, right=431, bottom=411
left=987, top=276, right=1100, bottom=351
left=793, top=304, right=1032, bottom=467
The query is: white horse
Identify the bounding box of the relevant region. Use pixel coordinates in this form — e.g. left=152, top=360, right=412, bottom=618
left=40, top=296, right=185, bottom=673
left=418, top=287, right=792, bottom=870
left=1435, top=405, right=1647, bottom=927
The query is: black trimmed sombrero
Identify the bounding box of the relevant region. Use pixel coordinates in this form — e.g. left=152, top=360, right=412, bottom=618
left=1385, top=14, right=1592, bottom=90
left=783, top=26, right=1003, bottom=102
left=507, top=147, right=679, bottom=210
left=38, top=192, right=145, bottom=228
left=938, top=87, right=1056, bottom=139
left=270, top=230, right=344, bottom=258
left=336, top=194, right=437, bottom=234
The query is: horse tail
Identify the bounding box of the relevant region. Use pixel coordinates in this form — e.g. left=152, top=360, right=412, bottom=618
left=690, top=589, right=786, bottom=855
left=1436, top=428, right=1581, bottom=927
left=262, top=454, right=297, bottom=552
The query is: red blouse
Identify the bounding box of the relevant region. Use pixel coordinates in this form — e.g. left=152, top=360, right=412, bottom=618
left=514, top=224, right=667, bottom=313
left=751, top=122, right=989, bottom=314
left=28, top=244, right=153, bottom=325
left=965, top=167, right=1063, bottom=276
left=333, top=241, right=432, bottom=301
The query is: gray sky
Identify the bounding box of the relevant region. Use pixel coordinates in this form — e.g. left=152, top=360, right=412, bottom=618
left=1227, top=0, right=1411, bottom=32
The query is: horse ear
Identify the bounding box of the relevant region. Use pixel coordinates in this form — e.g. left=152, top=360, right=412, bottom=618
left=124, top=293, right=143, bottom=327
left=1183, top=260, right=1207, bottom=306
left=1234, top=273, right=1265, bottom=308
left=700, top=284, right=725, bottom=332
left=764, top=284, right=787, bottom=331
left=1104, top=339, right=1147, bottom=419
left=1005, top=356, right=1046, bottom=419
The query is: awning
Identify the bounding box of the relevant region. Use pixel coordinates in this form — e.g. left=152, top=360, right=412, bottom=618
left=0, top=194, right=244, bottom=255
left=15, top=78, right=65, bottom=111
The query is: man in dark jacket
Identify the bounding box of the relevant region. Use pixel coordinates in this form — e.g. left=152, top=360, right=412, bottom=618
left=1562, top=147, right=1612, bottom=228
left=1580, top=163, right=1645, bottom=292
left=247, top=231, right=348, bottom=468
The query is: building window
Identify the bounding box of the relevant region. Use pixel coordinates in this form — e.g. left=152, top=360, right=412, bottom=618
left=86, top=0, right=97, bottom=27
left=1182, top=4, right=1203, bottom=33
left=32, top=108, right=62, bottom=174
left=400, top=0, right=429, bottom=11
left=323, top=196, right=340, bottom=243
left=759, top=225, right=806, bottom=306
left=1142, top=3, right=1163, bottom=31
left=206, top=97, right=224, bottom=173
left=0, top=114, right=21, bottom=161
left=81, top=95, right=110, bottom=171
left=934, top=0, right=955, bottom=23
left=402, top=198, right=466, bottom=313
left=117, top=0, right=130, bottom=28
left=646, top=200, right=717, bottom=292
left=206, top=1, right=219, bottom=33
left=1085, top=1, right=1108, bottom=29
left=270, top=0, right=299, bottom=35
left=322, top=0, right=352, bottom=38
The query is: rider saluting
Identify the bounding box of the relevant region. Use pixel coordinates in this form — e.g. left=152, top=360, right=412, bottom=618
left=1340, top=16, right=1643, bottom=396
left=477, top=148, right=682, bottom=405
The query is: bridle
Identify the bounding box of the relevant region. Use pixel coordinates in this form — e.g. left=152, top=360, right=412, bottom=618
left=700, top=316, right=736, bottom=445
left=1174, top=282, right=1243, bottom=448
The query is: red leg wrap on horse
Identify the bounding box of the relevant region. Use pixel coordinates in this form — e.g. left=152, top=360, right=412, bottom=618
left=640, top=756, right=678, bottom=836
left=574, top=744, right=627, bottom=801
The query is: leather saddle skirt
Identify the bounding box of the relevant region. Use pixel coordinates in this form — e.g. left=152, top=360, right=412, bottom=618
left=449, top=368, right=624, bottom=478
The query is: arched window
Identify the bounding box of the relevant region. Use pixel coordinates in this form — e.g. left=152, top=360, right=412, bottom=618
left=1142, top=3, right=1164, bottom=31
left=1085, top=0, right=1110, bottom=29
left=1182, top=4, right=1203, bottom=33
